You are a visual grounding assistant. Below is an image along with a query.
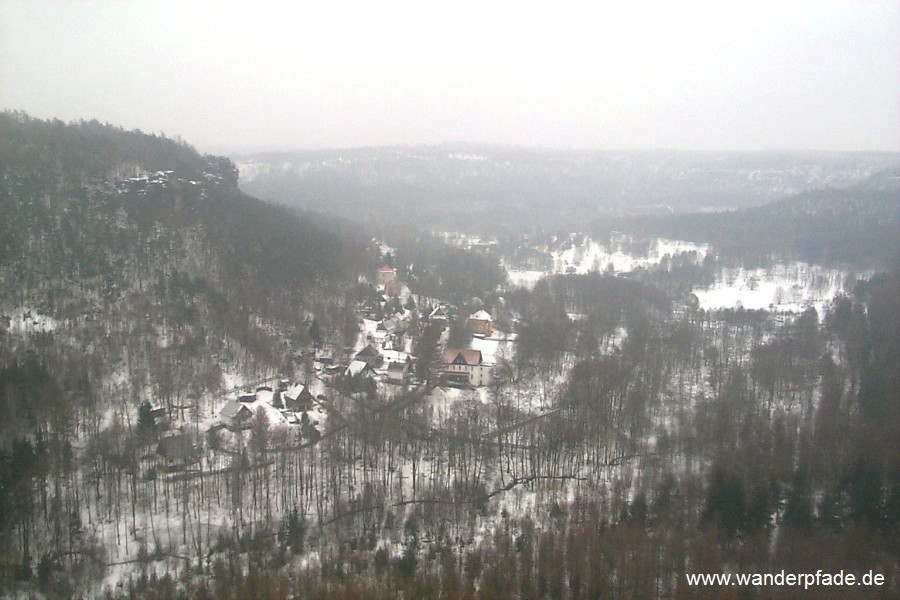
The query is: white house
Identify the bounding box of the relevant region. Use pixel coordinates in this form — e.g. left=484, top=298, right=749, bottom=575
left=376, top=266, right=396, bottom=286
left=386, top=360, right=414, bottom=384
left=441, top=348, right=493, bottom=387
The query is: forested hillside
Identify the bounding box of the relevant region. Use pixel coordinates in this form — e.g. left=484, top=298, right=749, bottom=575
left=0, top=113, right=368, bottom=592
left=602, top=182, right=900, bottom=267
left=0, top=113, right=368, bottom=385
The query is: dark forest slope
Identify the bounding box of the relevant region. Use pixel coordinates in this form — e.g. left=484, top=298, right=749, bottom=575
left=0, top=111, right=365, bottom=436
left=601, top=180, right=900, bottom=267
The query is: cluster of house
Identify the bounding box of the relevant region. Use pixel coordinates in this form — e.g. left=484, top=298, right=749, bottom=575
left=220, top=381, right=320, bottom=430
left=153, top=380, right=323, bottom=471
left=339, top=343, right=493, bottom=389
left=373, top=266, right=497, bottom=388
left=338, top=344, right=413, bottom=384
left=154, top=266, right=502, bottom=470
left=426, top=305, right=493, bottom=337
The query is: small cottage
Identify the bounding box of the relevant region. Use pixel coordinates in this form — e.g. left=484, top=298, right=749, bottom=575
left=467, top=310, right=493, bottom=337
left=284, top=383, right=315, bottom=412
left=221, top=400, right=253, bottom=429
left=345, top=360, right=375, bottom=378
left=355, top=344, right=383, bottom=368
left=429, top=306, right=449, bottom=327
left=387, top=359, right=414, bottom=384
left=376, top=266, right=396, bottom=286
left=156, top=433, right=198, bottom=469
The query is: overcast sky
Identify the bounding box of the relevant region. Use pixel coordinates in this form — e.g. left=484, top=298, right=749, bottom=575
left=2, top=1, right=899, bottom=154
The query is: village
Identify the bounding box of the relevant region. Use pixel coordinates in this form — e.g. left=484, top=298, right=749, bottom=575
left=150, top=261, right=513, bottom=472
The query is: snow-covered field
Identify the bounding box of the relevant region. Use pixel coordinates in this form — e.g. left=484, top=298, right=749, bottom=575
left=506, top=234, right=709, bottom=289
left=3, top=307, right=58, bottom=334
left=552, top=235, right=708, bottom=275
left=693, top=262, right=855, bottom=313
left=504, top=234, right=857, bottom=315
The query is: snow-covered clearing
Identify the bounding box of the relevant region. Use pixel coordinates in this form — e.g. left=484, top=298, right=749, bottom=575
left=470, top=331, right=515, bottom=365
left=3, top=307, right=58, bottom=334
left=552, top=235, right=708, bottom=275
left=506, top=233, right=709, bottom=289
left=693, top=262, right=855, bottom=313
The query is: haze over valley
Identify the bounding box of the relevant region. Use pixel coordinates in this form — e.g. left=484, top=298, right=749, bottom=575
left=1, top=2, right=899, bottom=598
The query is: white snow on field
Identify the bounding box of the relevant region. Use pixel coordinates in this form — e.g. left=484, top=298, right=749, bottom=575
left=506, top=234, right=709, bottom=289
left=244, top=390, right=291, bottom=428
left=470, top=331, right=514, bottom=364
left=693, top=262, right=851, bottom=313
left=3, top=307, right=58, bottom=334
left=428, top=386, right=467, bottom=412
left=506, top=269, right=545, bottom=288
left=221, top=371, right=247, bottom=391
left=553, top=235, right=708, bottom=275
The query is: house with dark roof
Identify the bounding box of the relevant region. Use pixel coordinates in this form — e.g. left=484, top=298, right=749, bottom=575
left=428, top=305, right=449, bottom=327
left=284, top=383, right=315, bottom=412
left=221, top=400, right=253, bottom=429
left=156, top=433, right=198, bottom=469
left=355, top=344, right=383, bottom=368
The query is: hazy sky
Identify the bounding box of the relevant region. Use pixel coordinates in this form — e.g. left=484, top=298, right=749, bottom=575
left=2, top=1, right=899, bottom=154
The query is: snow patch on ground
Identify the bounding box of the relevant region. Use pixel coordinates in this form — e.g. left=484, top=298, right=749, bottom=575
left=693, top=262, right=851, bottom=313
left=506, top=234, right=709, bottom=289
left=553, top=235, right=708, bottom=275
left=505, top=269, right=545, bottom=289
left=470, top=330, right=514, bottom=365
left=221, top=371, right=247, bottom=391
left=3, top=307, right=58, bottom=334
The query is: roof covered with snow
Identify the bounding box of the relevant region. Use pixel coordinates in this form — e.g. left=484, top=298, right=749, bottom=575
left=221, top=400, right=251, bottom=419
left=284, top=384, right=313, bottom=401
left=346, top=360, right=373, bottom=377
left=469, top=310, right=492, bottom=321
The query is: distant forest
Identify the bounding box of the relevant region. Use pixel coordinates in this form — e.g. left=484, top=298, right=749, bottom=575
left=596, top=183, right=900, bottom=268
left=237, top=145, right=899, bottom=235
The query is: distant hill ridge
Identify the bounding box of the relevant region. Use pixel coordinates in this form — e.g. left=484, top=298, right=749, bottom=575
left=604, top=180, right=900, bottom=267
left=235, top=144, right=900, bottom=233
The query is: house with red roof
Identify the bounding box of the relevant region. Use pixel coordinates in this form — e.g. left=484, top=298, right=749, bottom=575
left=441, top=348, right=493, bottom=387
